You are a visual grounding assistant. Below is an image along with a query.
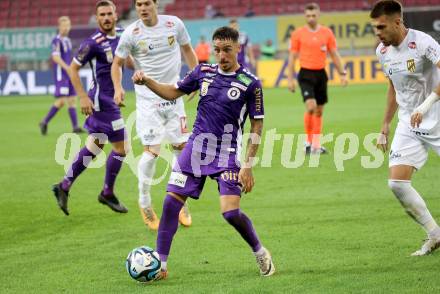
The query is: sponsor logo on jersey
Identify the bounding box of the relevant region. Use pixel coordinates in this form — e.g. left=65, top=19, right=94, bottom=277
left=231, top=81, right=247, bottom=91
left=133, top=27, right=140, bottom=35
left=320, top=45, right=327, bottom=52
left=104, top=48, right=114, bottom=63
left=169, top=172, right=187, bottom=188
left=380, top=46, right=387, bottom=54
left=407, top=59, right=416, bottom=73
left=168, top=36, right=175, bottom=46
left=408, top=42, right=416, bottom=49
left=96, top=36, right=106, bottom=44
left=237, top=73, right=252, bottom=86
left=166, top=21, right=175, bottom=28
left=254, top=87, right=262, bottom=112
left=227, top=87, right=241, bottom=100
left=205, top=73, right=216, bottom=77
left=201, top=81, right=211, bottom=96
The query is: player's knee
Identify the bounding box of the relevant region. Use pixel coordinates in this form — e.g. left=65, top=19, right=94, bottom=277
left=222, top=209, right=240, bottom=224
left=168, top=192, right=187, bottom=204
left=314, top=109, right=323, bottom=117
left=56, top=100, right=65, bottom=108
left=388, top=180, right=407, bottom=194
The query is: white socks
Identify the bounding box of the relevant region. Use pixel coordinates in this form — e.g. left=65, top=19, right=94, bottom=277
left=138, top=151, right=158, bottom=208
left=388, top=180, right=440, bottom=237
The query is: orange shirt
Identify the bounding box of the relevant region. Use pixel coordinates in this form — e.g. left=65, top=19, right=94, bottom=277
left=195, top=42, right=211, bottom=62
left=290, top=25, right=337, bottom=70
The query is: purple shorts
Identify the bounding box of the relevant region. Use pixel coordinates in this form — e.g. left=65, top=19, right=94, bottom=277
left=167, top=168, right=242, bottom=199
left=54, top=79, right=76, bottom=98
left=84, top=111, right=126, bottom=143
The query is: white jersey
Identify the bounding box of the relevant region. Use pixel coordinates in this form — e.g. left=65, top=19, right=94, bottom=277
left=376, top=29, right=440, bottom=132
left=116, top=15, right=191, bottom=101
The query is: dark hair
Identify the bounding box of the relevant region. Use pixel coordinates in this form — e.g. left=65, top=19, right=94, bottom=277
left=133, top=0, right=157, bottom=4
left=229, top=19, right=237, bottom=24
left=212, top=26, right=239, bottom=42
left=96, top=0, right=116, bottom=13
left=370, top=0, right=402, bottom=18
left=305, top=3, right=320, bottom=11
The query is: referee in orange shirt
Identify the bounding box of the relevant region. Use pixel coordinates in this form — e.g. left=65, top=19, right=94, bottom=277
left=287, top=3, right=347, bottom=154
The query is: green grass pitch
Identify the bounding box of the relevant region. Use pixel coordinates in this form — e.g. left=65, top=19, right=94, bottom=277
left=1, top=84, right=440, bottom=293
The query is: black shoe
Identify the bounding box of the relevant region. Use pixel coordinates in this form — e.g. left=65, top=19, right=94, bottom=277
left=52, top=183, right=69, bottom=215
left=39, top=122, right=48, bottom=135
left=304, top=144, right=311, bottom=155
left=98, top=192, right=128, bottom=213
left=72, top=127, right=84, bottom=134
left=311, top=146, right=329, bottom=155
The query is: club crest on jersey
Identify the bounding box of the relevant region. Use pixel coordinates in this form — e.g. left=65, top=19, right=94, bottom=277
left=407, top=59, right=416, bottom=73
left=408, top=42, right=416, bottom=49
left=227, top=87, right=241, bottom=100
left=168, top=36, right=175, bottom=46
left=138, top=40, right=148, bottom=53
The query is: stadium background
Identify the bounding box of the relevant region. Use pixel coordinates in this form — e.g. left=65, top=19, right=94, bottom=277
left=2, top=0, right=440, bottom=292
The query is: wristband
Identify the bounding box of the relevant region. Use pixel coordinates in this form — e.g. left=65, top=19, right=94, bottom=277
left=413, top=92, right=440, bottom=115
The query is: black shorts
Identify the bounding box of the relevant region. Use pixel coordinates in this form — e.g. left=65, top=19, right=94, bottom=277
left=297, top=68, right=328, bottom=105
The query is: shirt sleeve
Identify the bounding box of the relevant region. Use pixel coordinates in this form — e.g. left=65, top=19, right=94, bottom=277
left=176, top=17, right=191, bottom=46
left=115, top=29, right=133, bottom=59
left=73, top=40, right=94, bottom=66
left=176, top=65, right=201, bottom=94
left=421, top=34, right=440, bottom=65
left=51, top=38, right=61, bottom=56
left=246, top=79, right=264, bottom=119
left=375, top=45, right=389, bottom=78
left=327, top=29, right=337, bottom=51
left=289, top=30, right=300, bottom=53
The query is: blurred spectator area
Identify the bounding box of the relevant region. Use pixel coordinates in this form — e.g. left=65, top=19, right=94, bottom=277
left=0, top=0, right=133, bottom=28
left=165, top=0, right=440, bottom=20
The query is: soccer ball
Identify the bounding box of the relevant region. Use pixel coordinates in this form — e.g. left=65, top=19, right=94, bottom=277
left=126, top=246, right=161, bottom=282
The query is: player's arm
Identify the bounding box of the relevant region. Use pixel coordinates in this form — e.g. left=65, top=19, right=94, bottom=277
left=247, top=44, right=256, bottom=68
left=377, top=78, right=398, bottom=152
left=111, top=55, right=126, bottom=107
left=328, top=48, right=347, bottom=86
left=239, top=118, right=263, bottom=194
left=181, top=43, right=198, bottom=70
left=132, top=70, right=185, bottom=101
left=124, top=55, right=135, bottom=70
left=69, top=62, right=94, bottom=115
left=287, top=51, right=298, bottom=93
left=410, top=61, right=440, bottom=127
left=52, top=54, right=70, bottom=72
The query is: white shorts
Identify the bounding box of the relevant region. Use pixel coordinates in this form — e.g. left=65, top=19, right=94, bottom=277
left=136, top=97, right=189, bottom=146
left=389, top=121, right=440, bottom=170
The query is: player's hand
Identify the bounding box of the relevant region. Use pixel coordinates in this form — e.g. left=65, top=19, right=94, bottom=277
left=376, top=124, right=390, bottom=153
left=410, top=111, right=423, bottom=128
left=238, top=167, right=254, bottom=194
left=114, top=87, right=125, bottom=107
left=288, top=79, right=296, bottom=93
left=132, top=70, right=146, bottom=85
left=79, top=95, right=94, bottom=116
left=340, top=75, right=348, bottom=87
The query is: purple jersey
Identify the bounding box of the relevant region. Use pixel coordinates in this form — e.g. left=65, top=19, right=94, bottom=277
left=51, top=35, right=73, bottom=85
left=73, top=29, right=123, bottom=113
left=237, top=32, right=250, bottom=66
left=176, top=64, right=264, bottom=175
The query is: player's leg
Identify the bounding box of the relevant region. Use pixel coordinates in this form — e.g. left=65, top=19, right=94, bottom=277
left=66, top=95, right=83, bottom=133
left=388, top=125, right=440, bottom=255
left=97, top=138, right=129, bottom=213
left=138, top=145, right=161, bottom=229
left=39, top=97, right=65, bottom=135
left=166, top=103, right=192, bottom=227
left=217, top=171, right=274, bottom=276
left=52, top=134, right=105, bottom=215
left=311, top=70, right=328, bottom=154
left=297, top=69, right=316, bottom=153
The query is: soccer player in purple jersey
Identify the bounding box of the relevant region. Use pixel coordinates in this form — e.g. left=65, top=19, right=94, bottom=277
left=39, top=16, right=83, bottom=135
left=229, top=19, right=256, bottom=72
left=132, top=26, right=275, bottom=278
left=51, top=0, right=129, bottom=215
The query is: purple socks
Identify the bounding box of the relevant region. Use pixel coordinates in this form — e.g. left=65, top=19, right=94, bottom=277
left=222, top=209, right=262, bottom=252
left=42, top=106, right=59, bottom=125
left=156, top=195, right=184, bottom=262
left=103, top=150, right=125, bottom=195
left=61, top=147, right=96, bottom=191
